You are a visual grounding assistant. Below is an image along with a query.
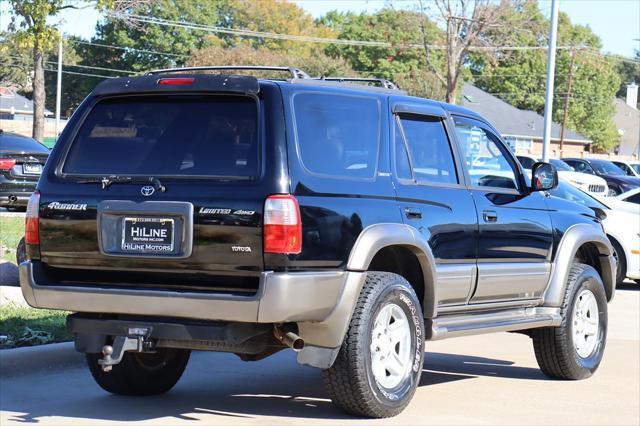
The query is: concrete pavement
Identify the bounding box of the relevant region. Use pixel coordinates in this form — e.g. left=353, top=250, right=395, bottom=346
left=1, top=284, right=638, bottom=425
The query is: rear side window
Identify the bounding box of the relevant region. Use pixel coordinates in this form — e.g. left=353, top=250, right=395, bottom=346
left=396, top=115, right=458, bottom=184
left=63, top=95, right=259, bottom=179
left=292, top=93, right=380, bottom=179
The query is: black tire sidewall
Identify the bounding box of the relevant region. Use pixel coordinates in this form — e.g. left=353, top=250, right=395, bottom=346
left=567, top=272, right=608, bottom=374
left=363, top=283, right=424, bottom=411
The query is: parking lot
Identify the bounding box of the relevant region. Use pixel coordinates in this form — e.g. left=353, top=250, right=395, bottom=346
left=1, top=283, right=637, bottom=426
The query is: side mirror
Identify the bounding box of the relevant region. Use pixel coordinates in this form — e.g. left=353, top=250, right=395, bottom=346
left=531, top=162, right=558, bottom=192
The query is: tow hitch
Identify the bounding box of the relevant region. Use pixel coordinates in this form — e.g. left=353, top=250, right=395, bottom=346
left=98, top=332, right=155, bottom=372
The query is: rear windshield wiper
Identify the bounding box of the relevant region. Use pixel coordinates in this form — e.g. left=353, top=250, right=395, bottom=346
left=78, top=175, right=166, bottom=192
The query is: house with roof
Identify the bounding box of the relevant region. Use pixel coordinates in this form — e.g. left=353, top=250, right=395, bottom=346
left=0, top=87, right=53, bottom=120
left=614, top=83, right=639, bottom=157
left=461, top=84, right=590, bottom=157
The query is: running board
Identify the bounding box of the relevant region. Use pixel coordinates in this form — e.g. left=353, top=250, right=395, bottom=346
left=428, top=307, right=562, bottom=340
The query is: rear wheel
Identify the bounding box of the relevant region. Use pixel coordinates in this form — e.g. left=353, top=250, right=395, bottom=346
left=87, top=348, right=190, bottom=395
left=532, top=263, right=607, bottom=380
left=607, top=186, right=621, bottom=197
left=323, top=272, right=424, bottom=418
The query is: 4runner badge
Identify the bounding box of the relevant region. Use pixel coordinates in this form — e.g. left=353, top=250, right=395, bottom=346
left=141, top=185, right=155, bottom=197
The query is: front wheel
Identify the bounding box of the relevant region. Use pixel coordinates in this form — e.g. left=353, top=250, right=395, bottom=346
left=323, top=272, right=425, bottom=418
left=532, top=263, right=607, bottom=380
left=87, top=347, right=190, bottom=396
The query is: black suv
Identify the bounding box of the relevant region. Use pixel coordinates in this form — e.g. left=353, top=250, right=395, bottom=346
left=21, top=66, right=615, bottom=418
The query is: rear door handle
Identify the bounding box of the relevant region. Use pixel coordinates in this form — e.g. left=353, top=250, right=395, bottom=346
left=483, top=210, right=498, bottom=222
left=404, top=207, right=422, bottom=219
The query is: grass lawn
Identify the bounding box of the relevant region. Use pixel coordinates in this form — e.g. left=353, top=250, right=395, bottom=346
left=0, top=304, right=71, bottom=349
left=0, top=216, right=24, bottom=264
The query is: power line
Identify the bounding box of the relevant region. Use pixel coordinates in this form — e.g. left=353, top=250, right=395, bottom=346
left=115, top=13, right=583, bottom=52
left=4, top=54, right=134, bottom=75
left=0, top=61, right=116, bottom=79
left=68, top=39, right=189, bottom=58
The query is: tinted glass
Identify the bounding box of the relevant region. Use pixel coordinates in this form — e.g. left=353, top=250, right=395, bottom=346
left=625, top=193, right=640, bottom=204
left=63, top=95, right=259, bottom=178
left=631, top=164, right=640, bottom=174
left=517, top=156, right=536, bottom=169
left=565, top=160, right=594, bottom=174
left=590, top=160, right=625, bottom=175
left=293, top=93, right=379, bottom=179
left=454, top=117, right=518, bottom=190
left=397, top=115, right=457, bottom=184
left=549, top=158, right=573, bottom=171
left=0, top=134, right=50, bottom=154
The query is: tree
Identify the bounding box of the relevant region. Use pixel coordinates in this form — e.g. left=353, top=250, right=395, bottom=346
left=614, top=49, right=640, bottom=104
left=470, top=2, right=621, bottom=151
left=6, top=0, right=146, bottom=141
left=417, top=0, right=515, bottom=103
left=321, top=9, right=448, bottom=99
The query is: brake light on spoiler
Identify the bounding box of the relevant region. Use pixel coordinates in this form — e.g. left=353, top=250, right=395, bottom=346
left=264, top=194, right=302, bottom=254
left=157, top=77, right=195, bottom=85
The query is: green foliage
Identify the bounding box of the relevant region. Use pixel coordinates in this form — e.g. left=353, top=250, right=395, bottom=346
left=320, top=9, right=448, bottom=99
left=7, top=0, right=61, bottom=50
left=0, top=304, right=71, bottom=348
left=470, top=2, right=621, bottom=151
left=615, top=50, right=640, bottom=103
left=0, top=217, right=25, bottom=264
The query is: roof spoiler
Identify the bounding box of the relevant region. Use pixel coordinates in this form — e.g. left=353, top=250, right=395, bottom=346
left=92, top=73, right=260, bottom=95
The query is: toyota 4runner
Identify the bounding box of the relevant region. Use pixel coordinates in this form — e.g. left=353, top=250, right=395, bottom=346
left=20, top=66, right=616, bottom=418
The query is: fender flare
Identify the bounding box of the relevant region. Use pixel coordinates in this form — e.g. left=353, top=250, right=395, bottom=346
left=346, top=223, right=438, bottom=318
left=543, top=223, right=615, bottom=307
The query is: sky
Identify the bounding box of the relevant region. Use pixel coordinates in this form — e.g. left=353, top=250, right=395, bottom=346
left=1, top=0, right=638, bottom=58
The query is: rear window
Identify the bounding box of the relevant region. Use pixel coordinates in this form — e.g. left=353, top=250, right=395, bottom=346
left=292, top=92, right=380, bottom=179
left=0, top=134, right=50, bottom=153
left=63, top=95, right=259, bottom=179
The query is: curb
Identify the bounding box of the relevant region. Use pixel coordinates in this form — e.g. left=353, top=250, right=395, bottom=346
left=0, top=341, right=84, bottom=378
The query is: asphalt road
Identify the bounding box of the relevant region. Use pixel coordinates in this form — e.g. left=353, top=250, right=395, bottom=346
left=1, top=284, right=638, bottom=426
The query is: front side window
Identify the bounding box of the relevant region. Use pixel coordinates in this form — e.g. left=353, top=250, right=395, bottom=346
left=565, top=160, right=593, bottom=174
left=517, top=156, right=536, bottom=170
left=63, top=95, right=259, bottom=179
left=293, top=93, right=380, bottom=179
left=453, top=117, right=518, bottom=190
left=395, top=115, right=458, bottom=184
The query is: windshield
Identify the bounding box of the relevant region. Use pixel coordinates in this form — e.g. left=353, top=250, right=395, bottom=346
left=590, top=160, right=625, bottom=175
left=63, top=95, right=260, bottom=179
left=549, top=159, right=573, bottom=171
left=550, top=181, right=608, bottom=210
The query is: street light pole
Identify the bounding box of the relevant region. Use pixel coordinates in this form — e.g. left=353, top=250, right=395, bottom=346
left=55, top=28, right=63, bottom=140
left=541, top=0, right=559, bottom=162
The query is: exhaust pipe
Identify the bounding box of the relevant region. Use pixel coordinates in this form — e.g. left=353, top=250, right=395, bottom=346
left=273, top=326, right=304, bottom=351
left=8, top=195, right=17, bottom=204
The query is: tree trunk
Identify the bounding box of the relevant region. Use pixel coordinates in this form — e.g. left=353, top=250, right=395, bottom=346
left=32, top=41, right=45, bottom=142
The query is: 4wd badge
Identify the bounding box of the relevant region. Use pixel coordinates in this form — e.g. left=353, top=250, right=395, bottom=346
left=141, top=185, right=155, bottom=197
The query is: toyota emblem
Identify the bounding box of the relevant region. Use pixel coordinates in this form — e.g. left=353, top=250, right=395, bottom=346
left=141, top=185, right=155, bottom=197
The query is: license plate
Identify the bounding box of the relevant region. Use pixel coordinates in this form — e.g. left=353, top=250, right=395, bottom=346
left=121, top=217, right=174, bottom=254
left=23, top=163, right=42, bottom=175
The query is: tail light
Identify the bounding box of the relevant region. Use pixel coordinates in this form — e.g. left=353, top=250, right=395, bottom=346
left=25, top=191, right=40, bottom=245
left=0, top=158, right=16, bottom=171
left=264, top=194, right=302, bottom=254
left=157, top=77, right=195, bottom=85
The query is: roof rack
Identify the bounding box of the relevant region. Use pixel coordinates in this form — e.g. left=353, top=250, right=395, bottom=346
left=146, top=65, right=310, bottom=79
left=317, top=77, right=400, bottom=90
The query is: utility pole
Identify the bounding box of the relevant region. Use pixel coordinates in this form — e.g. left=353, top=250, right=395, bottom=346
left=55, top=28, right=63, bottom=140
left=541, top=0, right=559, bottom=162
left=559, top=47, right=576, bottom=153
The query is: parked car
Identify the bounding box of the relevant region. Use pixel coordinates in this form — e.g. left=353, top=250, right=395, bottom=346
left=19, top=66, right=615, bottom=418
left=516, top=155, right=607, bottom=196
left=611, top=160, right=640, bottom=178
left=562, top=157, right=640, bottom=196
left=0, top=130, right=50, bottom=211
left=550, top=181, right=640, bottom=286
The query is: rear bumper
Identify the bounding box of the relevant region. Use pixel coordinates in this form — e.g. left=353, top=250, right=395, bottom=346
left=20, top=261, right=357, bottom=324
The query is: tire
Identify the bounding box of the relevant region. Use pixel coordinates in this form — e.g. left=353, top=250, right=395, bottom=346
left=607, top=186, right=621, bottom=197
left=86, top=347, right=190, bottom=396
left=323, top=271, right=425, bottom=418
left=609, top=238, right=627, bottom=287
left=532, top=263, right=607, bottom=380
left=16, top=237, right=26, bottom=265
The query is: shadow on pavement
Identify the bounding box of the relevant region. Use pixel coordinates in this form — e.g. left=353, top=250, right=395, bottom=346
left=1, top=349, right=548, bottom=423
